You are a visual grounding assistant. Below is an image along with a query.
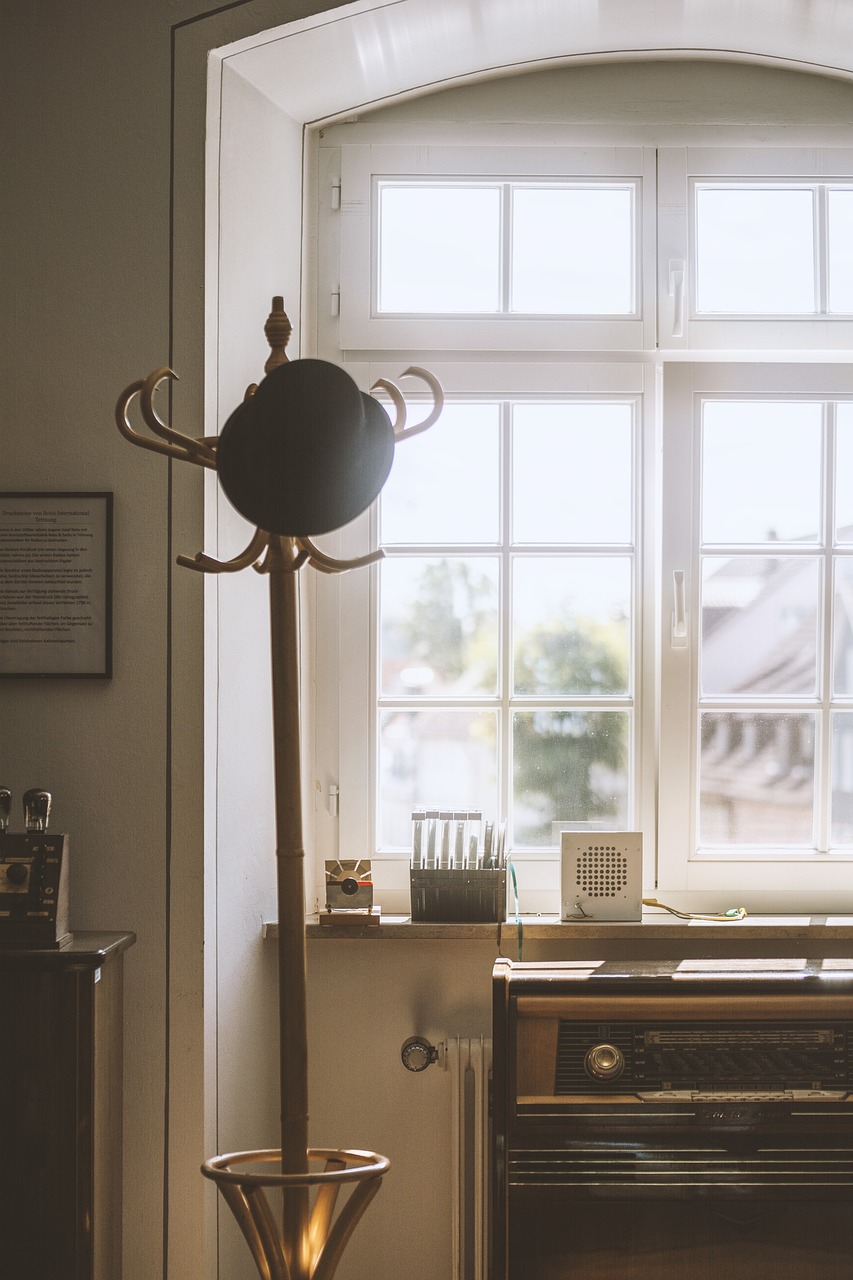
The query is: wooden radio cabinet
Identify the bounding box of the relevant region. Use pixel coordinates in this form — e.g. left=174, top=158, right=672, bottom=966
left=492, top=957, right=853, bottom=1280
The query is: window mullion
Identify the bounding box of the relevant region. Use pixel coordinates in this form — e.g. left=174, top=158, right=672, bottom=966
left=817, top=183, right=829, bottom=315
left=500, top=183, right=512, bottom=314
left=501, top=400, right=513, bottom=837
left=658, top=363, right=701, bottom=892
left=818, top=400, right=836, bottom=852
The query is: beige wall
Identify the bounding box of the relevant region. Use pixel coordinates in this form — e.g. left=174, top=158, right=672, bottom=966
left=6, top=5, right=853, bottom=1280
left=5, top=3, right=176, bottom=1276
left=2, top=4, right=347, bottom=1278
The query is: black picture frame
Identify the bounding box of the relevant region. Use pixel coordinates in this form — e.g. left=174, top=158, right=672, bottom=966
left=0, top=492, right=113, bottom=678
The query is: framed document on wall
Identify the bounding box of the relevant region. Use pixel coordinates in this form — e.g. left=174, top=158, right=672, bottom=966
left=0, top=492, right=113, bottom=678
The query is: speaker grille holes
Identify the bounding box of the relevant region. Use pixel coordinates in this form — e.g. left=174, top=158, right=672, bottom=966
left=575, top=845, right=629, bottom=897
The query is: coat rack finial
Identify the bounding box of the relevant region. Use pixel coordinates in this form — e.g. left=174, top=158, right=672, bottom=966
left=264, top=295, right=292, bottom=374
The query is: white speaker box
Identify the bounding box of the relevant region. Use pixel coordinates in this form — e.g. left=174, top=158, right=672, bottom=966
left=560, top=831, right=643, bottom=922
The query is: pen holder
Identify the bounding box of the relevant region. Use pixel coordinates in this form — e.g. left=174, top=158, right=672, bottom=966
left=409, top=864, right=507, bottom=923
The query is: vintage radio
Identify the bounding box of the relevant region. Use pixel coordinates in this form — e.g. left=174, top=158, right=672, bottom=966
left=0, top=789, right=70, bottom=948
left=492, top=958, right=853, bottom=1280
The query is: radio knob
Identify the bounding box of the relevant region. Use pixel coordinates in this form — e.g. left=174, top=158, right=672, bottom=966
left=4, top=863, right=28, bottom=886
left=585, top=1043, right=625, bottom=1081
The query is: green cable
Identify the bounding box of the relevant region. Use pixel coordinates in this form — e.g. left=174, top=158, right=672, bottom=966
left=509, top=860, right=523, bottom=961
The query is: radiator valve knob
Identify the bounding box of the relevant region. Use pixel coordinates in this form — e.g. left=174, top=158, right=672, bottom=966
left=584, top=1043, right=625, bottom=1081
left=401, top=1036, right=438, bottom=1072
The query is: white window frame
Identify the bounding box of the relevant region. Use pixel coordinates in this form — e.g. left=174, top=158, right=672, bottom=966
left=310, top=128, right=853, bottom=915
left=311, top=362, right=656, bottom=914
left=658, top=362, right=853, bottom=913
left=657, top=147, right=853, bottom=351
left=336, top=144, right=658, bottom=352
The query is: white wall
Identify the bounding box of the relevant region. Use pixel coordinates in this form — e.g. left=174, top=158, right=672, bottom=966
left=210, top=59, right=309, bottom=1278
left=5, top=4, right=853, bottom=1280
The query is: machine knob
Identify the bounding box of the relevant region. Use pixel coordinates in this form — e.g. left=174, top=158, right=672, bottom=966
left=584, top=1043, right=625, bottom=1081
left=4, top=863, right=28, bottom=886
left=401, top=1036, right=439, bottom=1072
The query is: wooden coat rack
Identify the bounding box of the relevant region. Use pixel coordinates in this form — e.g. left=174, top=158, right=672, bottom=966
left=115, top=298, right=442, bottom=1280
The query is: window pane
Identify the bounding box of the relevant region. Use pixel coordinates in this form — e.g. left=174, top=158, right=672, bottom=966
left=513, top=556, right=631, bottom=696
left=379, top=556, right=499, bottom=696
left=510, top=186, right=635, bottom=314
left=380, top=403, right=500, bottom=544
left=512, top=403, right=633, bottom=544
left=835, top=404, right=853, bottom=541
left=695, top=187, right=816, bottom=314
left=702, top=401, right=823, bottom=543
left=378, top=185, right=500, bottom=313
left=699, top=711, right=815, bottom=846
left=378, top=709, right=497, bottom=848
left=701, top=556, right=820, bottom=697
left=831, top=711, right=853, bottom=845
left=828, top=189, right=853, bottom=314
left=833, top=559, right=853, bottom=695
left=513, top=709, right=630, bottom=846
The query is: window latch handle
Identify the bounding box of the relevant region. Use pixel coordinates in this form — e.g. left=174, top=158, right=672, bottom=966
left=669, top=259, right=685, bottom=338
left=671, top=569, right=688, bottom=648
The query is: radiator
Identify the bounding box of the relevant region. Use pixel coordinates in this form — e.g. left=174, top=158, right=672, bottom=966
left=445, top=1035, right=492, bottom=1280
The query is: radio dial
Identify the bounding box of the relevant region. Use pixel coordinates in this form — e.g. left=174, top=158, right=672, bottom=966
left=585, top=1042, right=625, bottom=1081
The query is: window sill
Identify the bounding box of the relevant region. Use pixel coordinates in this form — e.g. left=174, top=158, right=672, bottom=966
left=261, top=912, right=853, bottom=942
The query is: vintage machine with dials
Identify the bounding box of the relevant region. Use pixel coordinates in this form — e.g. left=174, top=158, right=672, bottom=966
left=321, top=859, right=379, bottom=927
left=0, top=788, right=70, bottom=948
left=492, top=957, right=853, bottom=1280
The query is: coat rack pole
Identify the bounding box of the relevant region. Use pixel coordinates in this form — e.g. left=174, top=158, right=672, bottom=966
left=267, top=533, right=311, bottom=1276
left=115, top=300, right=442, bottom=1280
